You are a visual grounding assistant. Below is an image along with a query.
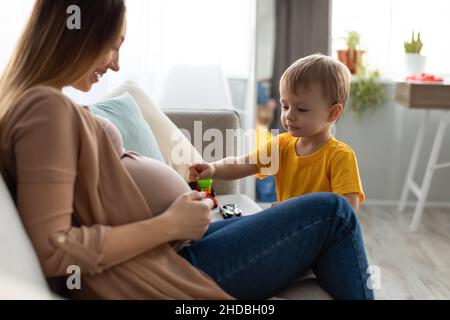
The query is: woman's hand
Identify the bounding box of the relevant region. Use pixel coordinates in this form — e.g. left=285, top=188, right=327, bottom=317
left=162, top=191, right=214, bottom=241
left=95, top=190, right=213, bottom=270
left=188, top=163, right=216, bottom=182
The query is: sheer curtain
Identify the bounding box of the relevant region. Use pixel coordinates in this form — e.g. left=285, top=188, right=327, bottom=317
left=270, top=0, right=330, bottom=130
left=0, top=0, right=257, bottom=108
left=68, top=0, right=257, bottom=107
left=0, top=1, right=35, bottom=72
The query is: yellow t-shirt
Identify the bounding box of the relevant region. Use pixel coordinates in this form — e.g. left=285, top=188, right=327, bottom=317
left=249, top=133, right=365, bottom=204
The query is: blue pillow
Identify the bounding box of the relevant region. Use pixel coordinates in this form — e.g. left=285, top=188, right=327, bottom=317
left=89, top=93, right=164, bottom=162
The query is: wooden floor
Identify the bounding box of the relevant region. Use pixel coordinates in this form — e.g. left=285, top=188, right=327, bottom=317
left=257, top=202, right=450, bottom=299
left=358, top=205, right=450, bottom=300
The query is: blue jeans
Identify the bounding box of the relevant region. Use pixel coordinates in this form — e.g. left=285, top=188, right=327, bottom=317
left=178, top=192, right=374, bottom=300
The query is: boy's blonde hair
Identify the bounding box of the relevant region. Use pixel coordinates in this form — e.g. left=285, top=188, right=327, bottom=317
left=280, top=53, right=352, bottom=108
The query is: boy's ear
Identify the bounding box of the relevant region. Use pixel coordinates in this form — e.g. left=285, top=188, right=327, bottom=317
left=328, top=103, right=344, bottom=123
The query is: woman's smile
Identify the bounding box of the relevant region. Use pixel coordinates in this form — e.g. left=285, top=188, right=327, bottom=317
left=92, top=69, right=106, bottom=83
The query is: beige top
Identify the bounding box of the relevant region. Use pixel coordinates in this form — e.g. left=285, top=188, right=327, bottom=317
left=0, top=86, right=234, bottom=299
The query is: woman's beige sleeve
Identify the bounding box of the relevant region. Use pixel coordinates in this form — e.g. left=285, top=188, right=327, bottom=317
left=12, top=89, right=111, bottom=277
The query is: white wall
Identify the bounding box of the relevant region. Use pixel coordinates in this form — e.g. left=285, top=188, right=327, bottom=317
left=337, top=83, right=450, bottom=205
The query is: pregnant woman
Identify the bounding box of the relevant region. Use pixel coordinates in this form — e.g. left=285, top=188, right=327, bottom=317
left=0, top=0, right=374, bottom=300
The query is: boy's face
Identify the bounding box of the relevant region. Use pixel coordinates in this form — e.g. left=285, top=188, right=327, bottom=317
left=279, top=83, right=336, bottom=138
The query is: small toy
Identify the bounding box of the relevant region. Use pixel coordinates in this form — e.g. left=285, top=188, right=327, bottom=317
left=189, top=178, right=219, bottom=209
left=219, top=204, right=243, bottom=219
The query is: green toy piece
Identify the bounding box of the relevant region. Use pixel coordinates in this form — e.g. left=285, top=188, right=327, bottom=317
left=194, top=178, right=218, bottom=208
left=197, top=178, right=213, bottom=192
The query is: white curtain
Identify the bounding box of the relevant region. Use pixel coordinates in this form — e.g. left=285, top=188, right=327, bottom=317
left=0, top=0, right=256, bottom=107
left=0, top=1, right=35, bottom=72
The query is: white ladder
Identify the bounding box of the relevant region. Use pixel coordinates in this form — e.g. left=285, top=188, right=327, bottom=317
left=398, top=110, right=450, bottom=232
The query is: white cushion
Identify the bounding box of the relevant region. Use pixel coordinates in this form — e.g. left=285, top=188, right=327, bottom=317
left=0, top=272, right=56, bottom=300
left=0, top=174, right=51, bottom=295
left=103, top=81, right=204, bottom=181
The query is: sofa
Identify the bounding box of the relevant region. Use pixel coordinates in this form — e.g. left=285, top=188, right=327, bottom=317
left=0, top=82, right=332, bottom=300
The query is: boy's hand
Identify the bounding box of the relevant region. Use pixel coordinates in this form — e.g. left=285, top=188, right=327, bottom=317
left=189, top=163, right=216, bottom=182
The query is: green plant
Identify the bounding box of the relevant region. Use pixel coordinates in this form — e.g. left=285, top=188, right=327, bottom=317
left=404, top=31, right=423, bottom=53
left=349, top=66, right=386, bottom=119
left=344, top=31, right=361, bottom=50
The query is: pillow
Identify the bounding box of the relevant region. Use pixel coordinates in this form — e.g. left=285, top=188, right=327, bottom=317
left=0, top=174, right=51, bottom=294
left=90, top=93, right=164, bottom=162
left=0, top=272, right=56, bottom=300
left=102, top=81, right=204, bottom=181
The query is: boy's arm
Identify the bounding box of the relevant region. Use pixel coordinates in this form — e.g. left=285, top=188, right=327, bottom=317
left=343, top=193, right=360, bottom=212
left=329, top=148, right=364, bottom=213
left=212, top=155, right=259, bottom=180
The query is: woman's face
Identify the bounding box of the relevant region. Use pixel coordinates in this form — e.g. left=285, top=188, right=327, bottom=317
left=72, top=19, right=127, bottom=92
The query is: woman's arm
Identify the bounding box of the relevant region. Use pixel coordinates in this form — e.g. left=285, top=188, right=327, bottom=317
left=102, top=191, right=213, bottom=268
left=101, top=215, right=173, bottom=267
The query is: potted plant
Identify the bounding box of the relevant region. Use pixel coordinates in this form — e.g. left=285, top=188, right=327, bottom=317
left=404, top=31, right=426, bottom=75
left=349, top=66, right=386, bottom=119
left=337, top=31, right=364, bottom=74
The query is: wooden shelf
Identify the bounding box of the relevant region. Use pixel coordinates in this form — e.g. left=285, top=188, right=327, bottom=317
left=395, top=82, right=450, bottom=110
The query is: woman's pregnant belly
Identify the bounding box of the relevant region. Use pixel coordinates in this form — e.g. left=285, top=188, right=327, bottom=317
left=91, top=112, right=191, bottom=216
left=121, top=154, right=191, bottom=216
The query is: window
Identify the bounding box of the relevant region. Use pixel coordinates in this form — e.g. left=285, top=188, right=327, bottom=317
left=0, top=0, right=256, bottom=107
left=332, top=0, right=450, bottom=78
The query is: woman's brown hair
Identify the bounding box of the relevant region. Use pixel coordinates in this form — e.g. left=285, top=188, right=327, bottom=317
left=0, top=0, right=126, bottom=122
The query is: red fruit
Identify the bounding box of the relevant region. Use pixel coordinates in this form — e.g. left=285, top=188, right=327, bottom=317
left=406, top=73, right=444, bottom=83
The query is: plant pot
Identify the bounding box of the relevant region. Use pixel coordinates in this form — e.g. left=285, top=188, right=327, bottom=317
left=404, top=53, right=427, bottom=76
left=337, top=49, right=364, bottom=74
